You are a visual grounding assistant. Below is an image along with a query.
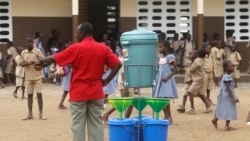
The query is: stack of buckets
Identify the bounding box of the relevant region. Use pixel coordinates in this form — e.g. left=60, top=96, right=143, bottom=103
left=107, top=116, right=170, bottom=141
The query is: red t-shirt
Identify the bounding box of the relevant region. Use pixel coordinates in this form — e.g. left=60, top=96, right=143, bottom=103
left=53, top=37, right=120, bottom=102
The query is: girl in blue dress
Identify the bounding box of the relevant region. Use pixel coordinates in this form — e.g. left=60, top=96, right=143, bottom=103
left=211, top=61, right=239, bottom=131
left=153, top=40, right=179, bottom=123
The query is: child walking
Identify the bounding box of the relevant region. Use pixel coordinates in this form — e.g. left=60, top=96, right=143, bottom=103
left=21, top=35, right=46, bottom=120
left=211, top=61, right=239, bottom=131
left=228, top=44, right=242, bottom=88
left=153, top=40, right=178, bottom=123
left=177, top=54, right=192, bottom=113
left=13, top=46, right=25, bottom=99
left=58, top=64, right=72, bottom=109
left=186, top=49, right=212, bottom=114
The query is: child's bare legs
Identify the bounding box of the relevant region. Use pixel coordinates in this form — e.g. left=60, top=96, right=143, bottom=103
left=224, top=120, right=236, bottom=131
left=163, top=104, right=172, bottom=123
left=211, top=117, right=218, bottom=129
left=177, top=95, right=187, bottom=113
left=0, top=79, right=5, bottom=88
left=13, top=86, right=20, bottom=98
left=234, top=79, right=238, bottom=88
left=214, top=77, right=220, bottom=87
left=125, top=105, right=133, bottom=118
left=21, top=86, right=25, bottom=99
left=246, top=111, right=250, bottom=122
left=6, top=73, right=12, bottom=85
left=37, top=93, right=47, bottom=120
left=188, top=92, right=195, bottom=110
left=58, top=91, right=68, bottom=109
left=247, top=61, right=250, bottom=74
left=23, top=94, right=33, bottom=120
left=198, top=94, right=212, bottom=113
left=102, top=107, right=116, bottom=124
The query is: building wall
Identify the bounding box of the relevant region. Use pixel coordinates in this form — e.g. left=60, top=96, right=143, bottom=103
left=0, top=0, right=72, bottom=54
left=119, top=0, right=249, bottom=71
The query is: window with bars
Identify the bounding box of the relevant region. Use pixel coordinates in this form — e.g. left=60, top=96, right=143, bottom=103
left=137, top=0, right=192, bottom=39
left=225, top=0, right=250, bottom=41
left=0, top=0, right=12, bottom=44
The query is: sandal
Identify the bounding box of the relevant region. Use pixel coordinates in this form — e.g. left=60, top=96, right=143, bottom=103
left=13, top=92, right=17, bottom=98
left=225, top=127, right=236, bottom=131
left=22, top=115, right=33, bottom=120
left=177, top=106, right=185, bottom=113
left=211, top=119, right=218, bottom=129
left=39, top=114, right=47, bottom=120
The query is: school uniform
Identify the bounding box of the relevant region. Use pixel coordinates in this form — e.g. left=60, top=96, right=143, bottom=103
left=215, top=74, right=237, bottom=120
left=204, top=54, right=213, bottom=90
left=153, top=54, right=178, bottom=98
left=224, top=37, right=234, bottom=61
left=188, top=57, right=205, bottom=96
left=181, top=40, right=196, bottom=66
left=211, top=47, right=222, bottom=78
left=21, top=48, right=44, bottom=94
left=183, top=60, right=192, bottom=96
left=171, top=40, right=182, bottom=66
left=5, top=46, right=17, bottom=74
left=229, top=51, right=242, bottom=79
left=15, top=55, right=25, bottom=86
left=220, top=48, right=225, bottom=75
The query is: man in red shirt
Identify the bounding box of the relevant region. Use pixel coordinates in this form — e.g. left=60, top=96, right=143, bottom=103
left=37, top=22, right=121, bottom=141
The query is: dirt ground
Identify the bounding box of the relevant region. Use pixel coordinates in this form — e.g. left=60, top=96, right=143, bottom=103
left=0, top=82, right=250, bottom=141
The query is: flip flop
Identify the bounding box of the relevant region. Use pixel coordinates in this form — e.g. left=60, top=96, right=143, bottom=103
left=211, top=119, right=218, bottom=129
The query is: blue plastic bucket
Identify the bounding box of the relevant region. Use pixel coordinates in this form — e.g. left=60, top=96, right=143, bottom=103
left=132, top=116, right=153, bottom=141
left=107, top=118, right=135, bottom=141
left=143, top=119, right=170, bottom=141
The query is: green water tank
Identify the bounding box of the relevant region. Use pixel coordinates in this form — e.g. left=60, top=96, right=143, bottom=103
left=120, top=28, right=158, bottom=88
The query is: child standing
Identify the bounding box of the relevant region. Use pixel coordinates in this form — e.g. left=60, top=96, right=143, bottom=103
left=186, top=49, right=212, bottom=114
left=5, top=41, right=17, bottom=85
left=228, top=44, right=242, bottom=88
left=13, top=46, right=25, bottom=99
left=211, top=61, right=239, bottom=131
left=204, top=44, right=214, bottom=104
left=0, top=51, right=5, bottom=88
left=211, top=40, right=223, bottom=87
left=21, top=35, right=46, bottom=120
left=153, top=40, right=178, bottom=123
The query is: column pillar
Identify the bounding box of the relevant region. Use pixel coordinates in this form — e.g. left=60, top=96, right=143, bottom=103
left=72, top=0, right=79, bottom=43
left=197, top=0, right=204, bottom=49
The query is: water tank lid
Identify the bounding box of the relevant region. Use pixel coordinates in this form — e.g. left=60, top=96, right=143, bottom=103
left=120, top=28, right=158, bottom=41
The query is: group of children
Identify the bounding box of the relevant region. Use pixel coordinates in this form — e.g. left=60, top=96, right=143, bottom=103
left=156, top=35, right=245, bottom=130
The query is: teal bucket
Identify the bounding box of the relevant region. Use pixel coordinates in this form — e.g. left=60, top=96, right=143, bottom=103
left=107, top=118, right=135, bottom=141
left=143, top=119, right=170, bottom=141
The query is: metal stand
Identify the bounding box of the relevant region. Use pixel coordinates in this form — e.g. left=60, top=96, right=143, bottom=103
left=123, top=64, right=156, bottom=141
